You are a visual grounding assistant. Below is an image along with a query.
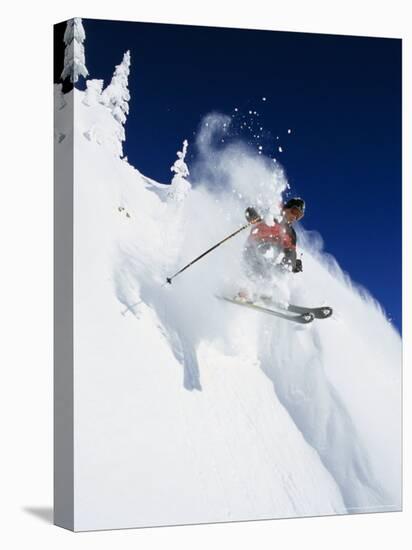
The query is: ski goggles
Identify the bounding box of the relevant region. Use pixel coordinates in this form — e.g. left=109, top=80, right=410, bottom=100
left=289, top=206, right=304, bottom=220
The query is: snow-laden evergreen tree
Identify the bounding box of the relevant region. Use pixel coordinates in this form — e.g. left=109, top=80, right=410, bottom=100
left=101, top=51, right=131, bottom=125
left=168, top=140, right=191, bottom=202
left=99, top=51, right=131, bottom=155
left=61, top=18, right=89, bottom=84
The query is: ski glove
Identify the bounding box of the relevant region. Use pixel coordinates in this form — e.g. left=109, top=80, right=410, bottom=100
left=245, top=207, right=262, bottom=224
left=293, top=259, right=303, bottom=273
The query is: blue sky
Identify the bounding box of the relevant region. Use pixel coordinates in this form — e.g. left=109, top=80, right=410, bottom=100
left=55, top=19, right=402, bottom=331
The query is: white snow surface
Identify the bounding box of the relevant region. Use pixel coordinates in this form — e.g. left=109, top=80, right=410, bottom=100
left=56, top=89, right=401, bottom=531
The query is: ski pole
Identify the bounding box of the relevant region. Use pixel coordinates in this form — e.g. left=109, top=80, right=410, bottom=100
left=165, top=222, right=251, bottom=285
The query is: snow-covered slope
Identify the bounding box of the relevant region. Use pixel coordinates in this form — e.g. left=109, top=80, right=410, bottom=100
left=55, top=87, right=401, bottom=531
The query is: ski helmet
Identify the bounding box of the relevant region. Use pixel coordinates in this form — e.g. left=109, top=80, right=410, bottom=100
left=284, top=197, right=305, bottom=214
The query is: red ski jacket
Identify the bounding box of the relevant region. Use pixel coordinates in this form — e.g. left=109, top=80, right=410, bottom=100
left=248, top=220, right=297, bottom=250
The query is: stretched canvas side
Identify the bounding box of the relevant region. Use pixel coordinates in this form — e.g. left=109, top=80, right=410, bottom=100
left=53, top=20, right=75, bottom=531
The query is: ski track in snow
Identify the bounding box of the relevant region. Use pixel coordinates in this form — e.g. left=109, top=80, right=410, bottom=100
left=56, top=87, right=401, bottom=530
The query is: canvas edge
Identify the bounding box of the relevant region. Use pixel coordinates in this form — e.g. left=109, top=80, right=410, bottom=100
left=53, top=20, right=75, bottom=532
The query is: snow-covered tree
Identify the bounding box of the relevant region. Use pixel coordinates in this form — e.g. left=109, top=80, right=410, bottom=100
left=168, top=140, right=191, bottom=202
left=61, top=18, right=89, bottom=84
left=101, top=51, right=131, bottom=125
left=98, top=51, right=131, bottom=156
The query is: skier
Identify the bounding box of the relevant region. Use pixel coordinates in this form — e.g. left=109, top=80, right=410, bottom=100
left=238, top=197, right=305, bottom=300
left=165, top=194, right=332, bottom=321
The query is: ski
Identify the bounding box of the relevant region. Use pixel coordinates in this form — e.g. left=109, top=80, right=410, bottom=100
left=217, top=296, right=315, bottom=324
left=285, top=303, right=333, bottom=319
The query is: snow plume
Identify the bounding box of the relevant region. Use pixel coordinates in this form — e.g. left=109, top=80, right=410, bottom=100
left=56, top=94, right=401, bottom=529
left=61, top=18, right=88, bottom=84
left=193, top=112, right=287, bottom=224
left=258, top=223, right=401, bottom=513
